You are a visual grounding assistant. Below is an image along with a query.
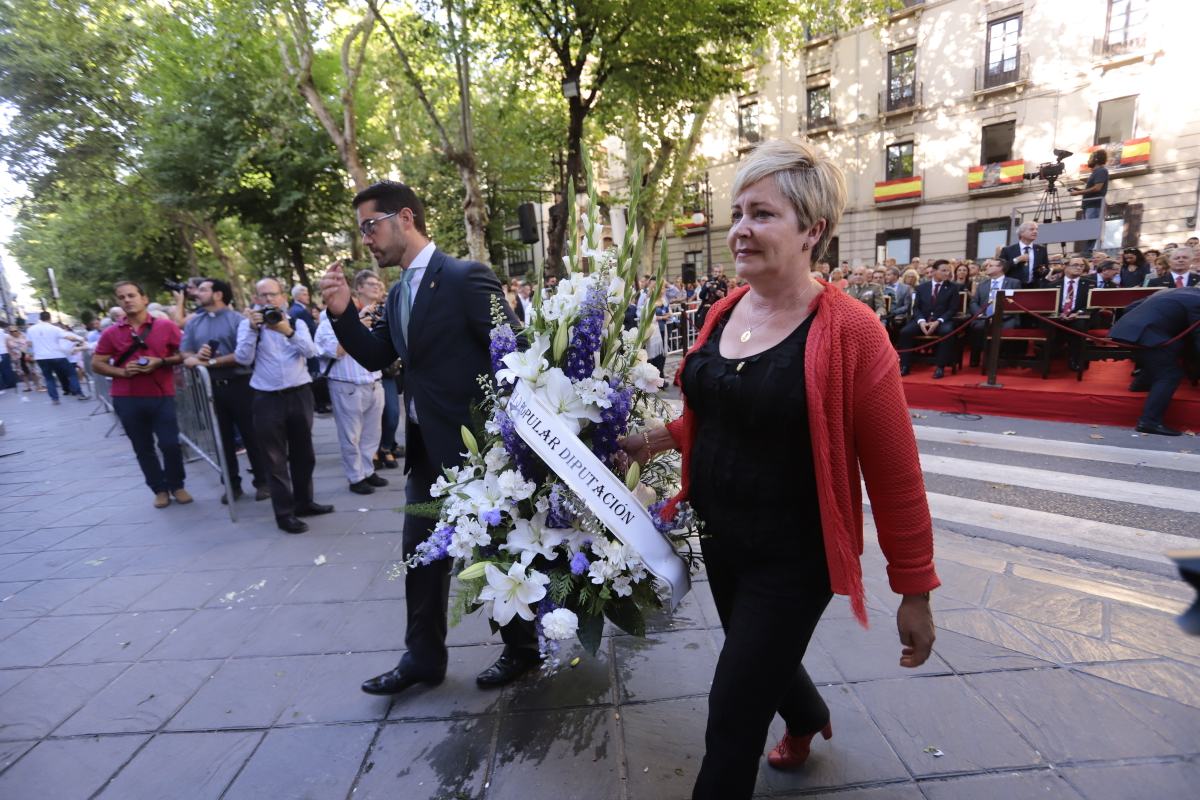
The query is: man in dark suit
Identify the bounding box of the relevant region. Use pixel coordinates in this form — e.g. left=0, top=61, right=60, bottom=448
left=320, top=181, right=539, bottom=696
left=1043, top=256, right=1093, bottom=371
left=1153, top=246, right=1200, bottom=289
left=967, top=258, right=1021, bottom=366
left=999, top=221, right=1050, bottom=288
left=1110, top=287, right=1200, bottom=436
left=898, top=259, right=961, bottom=378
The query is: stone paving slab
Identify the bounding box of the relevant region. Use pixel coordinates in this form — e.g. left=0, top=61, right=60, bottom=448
left=0, top=392, right=1199, bottom=798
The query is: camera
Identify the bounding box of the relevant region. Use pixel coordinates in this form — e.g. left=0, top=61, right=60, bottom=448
left=260, top=306, right=285, bottom=326
left=136, top=357, right=150, bottom=367
left=163, top=278, right=188, bottom=293
left=1025, top=148, right=1073, bottom=185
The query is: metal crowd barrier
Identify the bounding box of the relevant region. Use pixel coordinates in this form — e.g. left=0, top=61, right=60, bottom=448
left=664, top=305, right=699, bottom=355
left=173, top=365, right=237, bottom=520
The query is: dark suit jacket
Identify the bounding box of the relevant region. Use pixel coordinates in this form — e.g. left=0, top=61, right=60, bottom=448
left=331, top=249, right=519, bottom=474
left=968, top=276, right=1021, bottom=317
left=288, top=301, right=317, bottom=335
left=1038, top=276, right=1092, bottom=317
left=1000, top=242, right=1050, bottom=287
left=1153, top=272, right=1200, bottom=289
left=1110, top=288, right=1200, bottom=353
left=912, top=280, right=960, bottom=325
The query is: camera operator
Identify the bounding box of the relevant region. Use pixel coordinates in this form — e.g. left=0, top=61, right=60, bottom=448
left=91, top=281, right=189, bottom=509
left=1000, top=221, right=1049, bottom=288
left=1110, top=287, right=1200, bottom=436
left=1068, top=150, right=1109, bottom=256
left=234, top=277, right=333, bottom=533
left=181, top=278, right=269, bottom=504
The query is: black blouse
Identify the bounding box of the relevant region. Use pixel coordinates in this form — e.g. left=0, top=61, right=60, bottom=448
left=681, top=312, right=825, bottom=558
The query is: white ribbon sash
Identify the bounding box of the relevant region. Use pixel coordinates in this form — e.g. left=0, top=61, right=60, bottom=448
left=508, top=379, right=690, bottom=610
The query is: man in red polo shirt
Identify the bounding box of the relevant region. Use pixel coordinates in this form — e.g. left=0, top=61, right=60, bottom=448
left=92, top=281, right=190, bottom=508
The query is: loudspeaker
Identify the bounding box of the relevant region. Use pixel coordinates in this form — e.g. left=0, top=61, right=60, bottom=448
left=517, top=203, right=539, bottom=244
left=681, top=263, right=697, bottom=284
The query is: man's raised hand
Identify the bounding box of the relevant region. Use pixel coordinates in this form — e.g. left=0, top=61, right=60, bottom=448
left=320, top=261, right=353, bottom=318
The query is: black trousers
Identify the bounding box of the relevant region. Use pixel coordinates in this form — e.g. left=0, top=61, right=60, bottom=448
left=399, top=422, right=538, bottom=677
left=897, top=319, right=956, bottom=368
left=251, top=385, right=316, bottom=518
left=212, top=375, right=267, bottom=491
left=113, top=396, right=186, bottom=493
left=1131, top=348, right=1185, bottom=426
left=692, top=534, right=832, bottom=800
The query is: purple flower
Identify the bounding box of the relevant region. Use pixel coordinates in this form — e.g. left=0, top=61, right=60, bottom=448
left=496, top=408, right=541, bottom=482
left=546, top=483, right=573, bottom=528
left=647, top=500, right=675, bottom=534
left=563, top=286, right=606, bottom=381
left=413, top=525, right=453, bottom=565
left=590, top=381, right=633, bottom=465
left=569, top=551, right=589, bottom=575
left=480, top=508, right=502, bottom=527
left=489, top=324, right=518, bottom=377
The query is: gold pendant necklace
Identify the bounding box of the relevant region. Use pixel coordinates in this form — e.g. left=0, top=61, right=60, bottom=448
left=739, top=279, right=819, bottom=342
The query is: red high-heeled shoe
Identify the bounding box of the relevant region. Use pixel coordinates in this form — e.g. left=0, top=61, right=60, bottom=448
left=766, top=722, right=832, bottom=769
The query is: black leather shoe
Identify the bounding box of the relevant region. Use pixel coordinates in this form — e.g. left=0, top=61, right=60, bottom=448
left=254, top=486, right=271, bottom=501
left=349, top=480, right=374, bottom=495
left=1136, top=422, right=1182, bottom=436
left=364, top=473, right=388, bottom=488
left=932, top=367, right=945, bottom=379
left=899, top=365, right=911, bottom=377
left=220, top=487, right=244, bottom=505
left=476, top=652, right=541, bottom=688
left=295, top=502, right=334, bottom=517
left=276, top=515, right=309, bottom=534
left=361, top=666, right=444, bottom=696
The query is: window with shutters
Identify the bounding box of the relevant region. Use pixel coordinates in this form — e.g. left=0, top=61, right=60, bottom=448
left=985, top=15, right=1021, bottom=88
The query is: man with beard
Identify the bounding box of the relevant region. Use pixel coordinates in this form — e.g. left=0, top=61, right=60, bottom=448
left=319, top=181, right=538, bottom=697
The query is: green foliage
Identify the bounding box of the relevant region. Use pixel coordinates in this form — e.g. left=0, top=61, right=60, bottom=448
left=397, top=499, right=448, bottom=520
left=603, top=597, right=646, bottom=638
left=576, top=611, right=605, bottom=656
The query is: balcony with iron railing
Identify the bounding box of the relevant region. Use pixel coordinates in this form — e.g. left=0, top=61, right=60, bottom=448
left=879, top=81, right=922, bottom=117
left=1092, top=34, right=1147, bottom=66
left=974, top=59, right=1030, bottom=96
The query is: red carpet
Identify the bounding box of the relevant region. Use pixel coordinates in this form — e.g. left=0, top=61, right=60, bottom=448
left=901, top=360, right=1200, bottom=430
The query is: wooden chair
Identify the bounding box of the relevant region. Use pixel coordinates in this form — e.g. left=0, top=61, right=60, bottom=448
left=982, top=288, right=1060, bottom=379
left=1076, top=286, right=1165, bottom=380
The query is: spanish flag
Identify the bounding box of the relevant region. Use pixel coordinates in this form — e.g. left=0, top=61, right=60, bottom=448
left=874, top=176, right=922, bottom=203
left=1081, top=138, right=1151, bottom=171
left=968, top=160, right=1026, bottom=189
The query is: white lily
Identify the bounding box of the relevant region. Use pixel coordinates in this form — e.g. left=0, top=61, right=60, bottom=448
left=478, top=561, right=550, bottom=626
left=500, top=512, right=560, bottom=561
left=534, top=368, right=602, bottom=434
left=496, top=334, right=550, bottom=385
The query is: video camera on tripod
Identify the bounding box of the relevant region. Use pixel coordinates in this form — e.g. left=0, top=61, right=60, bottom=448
left=1024, top=149, right=1074, bottom=188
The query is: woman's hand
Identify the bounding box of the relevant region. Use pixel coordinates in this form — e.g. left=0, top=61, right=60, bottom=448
left=896, top=594, right=935, bottom=668
left=617, top=426, right=669, bottom=467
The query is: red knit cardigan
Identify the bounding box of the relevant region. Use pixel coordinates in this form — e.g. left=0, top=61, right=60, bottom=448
left=663, top=281, right=940, bottom=625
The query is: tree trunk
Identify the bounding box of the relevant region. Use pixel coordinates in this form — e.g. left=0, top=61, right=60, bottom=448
left=196, top=220, right=247, bottom=307
left=176, top=224, right=201, bottom=277
left=456, top=156, right=490, bottom=263
left=546, top=97, right=587, bottom=277
left=289, top=241, right=310, bottom=289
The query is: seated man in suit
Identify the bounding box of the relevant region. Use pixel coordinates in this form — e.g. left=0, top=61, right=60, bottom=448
left=1154, top=246, right=1200, bottom=289
left=883, top=266, right=913, bottom=333
left=1110, top=287, right=1200, bottom=436
left=1044, top=256, right=1093, bottom=371
left=898, top=259, right=961, bottom=379
left=1000, top=221, right=1050, bottom=288
left=967, top=258, right=1021, bottom=367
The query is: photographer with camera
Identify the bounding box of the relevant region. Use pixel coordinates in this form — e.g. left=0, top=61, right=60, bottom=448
left=234, top=277, right=333, bottom=533
left=1068, top=150, right=1109, bottom=256
left=92, top=281, right=189, bottom=509
left=181, top=278, right=269, bottom=504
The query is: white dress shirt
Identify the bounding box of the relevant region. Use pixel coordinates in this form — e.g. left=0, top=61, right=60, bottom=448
left=400, top=241, right=436, bottom=423
left=315, top=313, right=381, bottom=384
left=234, top=317, right=318, bottom=391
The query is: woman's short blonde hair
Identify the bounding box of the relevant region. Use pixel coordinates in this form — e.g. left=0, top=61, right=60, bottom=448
left=901, top=268, right=920, bottom=285
left=731, top=139, right=847, bottom=263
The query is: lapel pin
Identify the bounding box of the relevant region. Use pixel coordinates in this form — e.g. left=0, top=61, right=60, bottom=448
left=429, top=281, right=437, bottom=289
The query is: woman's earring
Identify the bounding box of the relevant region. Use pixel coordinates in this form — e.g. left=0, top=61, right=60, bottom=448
left=802, top=242, right=810, bottom=252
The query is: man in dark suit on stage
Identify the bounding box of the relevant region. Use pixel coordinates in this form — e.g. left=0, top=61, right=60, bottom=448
left=1000, top=221, right=1050, bottom=288
left=967, top=258, right=1021, bottom=366
left=320, top=181, right=539, bottom=696
left=1110, top=287, right=1200, bottom=436
left=1044, top=256, right=1093, bottom=371
left=898, top=259, right=961, bottom=379
left=1152, top=246, right=1200, bottom=289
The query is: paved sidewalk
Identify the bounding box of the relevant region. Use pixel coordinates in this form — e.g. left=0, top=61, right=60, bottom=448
left=0, top=389, right=1197, bottom=799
